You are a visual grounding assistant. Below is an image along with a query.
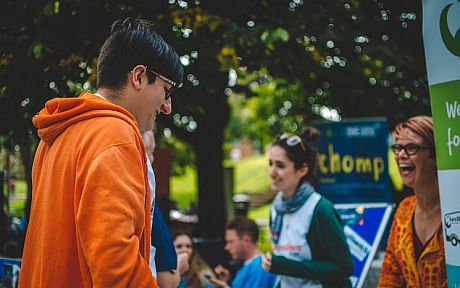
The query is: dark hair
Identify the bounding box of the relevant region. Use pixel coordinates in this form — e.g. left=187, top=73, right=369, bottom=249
left=226, top=217, right=259, bottom=244
left=393, top=115, right=435, bottom=156
left=97, top=17, right=184, bottom=91
left=172, top=230, right=192, bottom=243
left=272, top=126, right=320, bottom=187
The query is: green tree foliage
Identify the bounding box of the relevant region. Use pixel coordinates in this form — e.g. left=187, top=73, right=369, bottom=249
left=1, top=0, right=428, bottom=240
left=224, top=0, right=428, bottom=146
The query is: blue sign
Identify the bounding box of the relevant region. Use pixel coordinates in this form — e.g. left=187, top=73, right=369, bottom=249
left=314, top=118, right=392, bottom=203
left=335, top=203, right=393, bottom=288
left=0, top=257, right=21, bottom=288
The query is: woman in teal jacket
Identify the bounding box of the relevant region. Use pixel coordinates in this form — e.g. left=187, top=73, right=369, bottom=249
left=262, top=127, right=354, bottom=288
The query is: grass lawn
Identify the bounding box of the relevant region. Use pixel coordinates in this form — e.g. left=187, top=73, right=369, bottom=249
left=5, top=180, right=27, bottom=217
left=228, top=155, right=271, bottom=195
left=248, top=203, right=272, bottom=252
left=248, top=203, right=271, bottom=221
left=171, top=155, right=271, bottom=214
left=170, top=166, right=198, bottom=210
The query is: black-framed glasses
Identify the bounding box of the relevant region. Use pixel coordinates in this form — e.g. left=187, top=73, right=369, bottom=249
left=279, top=133, right=306, bottom=151
left=390, top=143, right=431, bottom=156
left=144, top=66, right=183, bottom=99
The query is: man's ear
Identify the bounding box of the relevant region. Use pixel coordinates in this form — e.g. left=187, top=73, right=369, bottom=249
left=241, top=234, right=253, bottom=246
left=130, top=65, right=146, bottom=90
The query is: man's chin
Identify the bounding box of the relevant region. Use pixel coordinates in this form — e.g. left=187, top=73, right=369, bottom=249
left=140, top=120, right=156, bottom=133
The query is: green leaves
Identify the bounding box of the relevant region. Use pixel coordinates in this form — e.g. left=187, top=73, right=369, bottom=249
left=261, top=27, right=290, bottom=44
left=42, top=1, right=60, bottom=16
left=32, top=42, right=43, bottom=59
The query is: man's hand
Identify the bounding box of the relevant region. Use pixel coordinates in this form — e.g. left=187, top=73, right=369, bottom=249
left=213, top=265, right=230, bottom=282
left=177, top=252, right=189, bottom=276
left=261, top=252, right=272, bottom=272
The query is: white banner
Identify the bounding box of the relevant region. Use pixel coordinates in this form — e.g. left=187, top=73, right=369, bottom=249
left=422, top=0, right=460, bottom=286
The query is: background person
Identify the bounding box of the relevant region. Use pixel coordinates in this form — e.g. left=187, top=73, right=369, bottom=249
left=19, top=17, right=183, bottom=287
left=8, top=176, right=15, bottom=196
left=173, top=231, right=213, bottom=288
left=261, top=127, right=353, bottom=288
left=208, top=217, right=277, bottom=288
left=142, top=130, right=189, bottom=287
left=378, top=116, right=446, bottom=287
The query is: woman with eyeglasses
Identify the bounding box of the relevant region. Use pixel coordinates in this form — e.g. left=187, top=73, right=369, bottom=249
left=379, top=116, right=446, bottom=287
left=173, top=231, right=213, bottom=288
left=261, top=127, right=353, bottom=288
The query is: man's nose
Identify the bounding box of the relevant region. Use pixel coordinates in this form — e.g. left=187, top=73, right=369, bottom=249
left=161, top=98, right=172, bottom=115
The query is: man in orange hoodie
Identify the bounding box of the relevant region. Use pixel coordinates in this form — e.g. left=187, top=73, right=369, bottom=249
left=19, top=17, right=183, bottom=288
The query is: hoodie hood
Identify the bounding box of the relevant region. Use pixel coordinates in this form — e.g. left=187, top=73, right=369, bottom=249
left=33, top=92, right=139, bottom=145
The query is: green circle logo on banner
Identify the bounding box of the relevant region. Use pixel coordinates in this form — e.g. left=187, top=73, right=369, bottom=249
left=440, top=2, right=460, bottom=57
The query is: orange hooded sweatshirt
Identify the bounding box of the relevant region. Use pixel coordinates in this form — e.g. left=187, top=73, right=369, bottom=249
left=19, top=92, right=158, bottom=288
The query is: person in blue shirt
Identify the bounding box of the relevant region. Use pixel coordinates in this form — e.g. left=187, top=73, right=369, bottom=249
left=209, top=217, right=277, bottom=288
left=143, top=130, right=189, bottom=287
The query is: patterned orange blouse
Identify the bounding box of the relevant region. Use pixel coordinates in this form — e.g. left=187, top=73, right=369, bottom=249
left=378, top=196, right=447, bottom=288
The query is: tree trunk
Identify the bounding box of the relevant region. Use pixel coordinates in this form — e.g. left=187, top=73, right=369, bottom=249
left=194, top=128, right=226, bottom=239
left=192, top=88, right=230, bottom=239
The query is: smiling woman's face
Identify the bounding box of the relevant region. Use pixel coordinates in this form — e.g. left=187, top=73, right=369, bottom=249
left=268, top=145, right=308, bottom=199
left=393, top=128, right=437, bottom=190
